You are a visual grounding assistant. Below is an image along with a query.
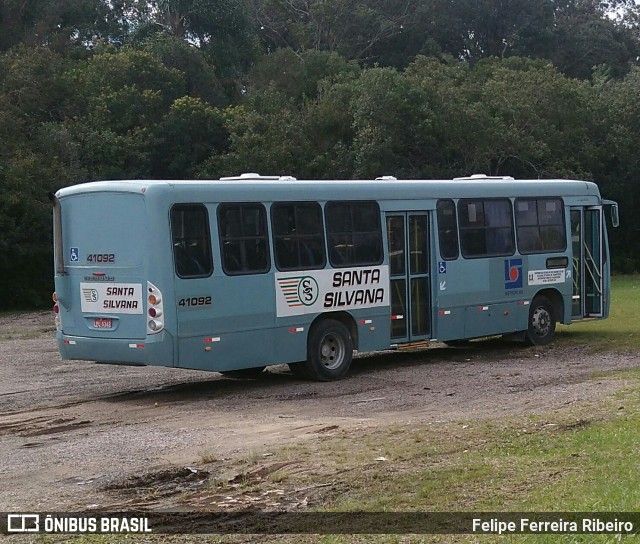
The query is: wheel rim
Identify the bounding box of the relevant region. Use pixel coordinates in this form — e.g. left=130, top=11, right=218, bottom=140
left=319, top=332, right=346, bottom=370
left=531, top=306, right=551, bottom=338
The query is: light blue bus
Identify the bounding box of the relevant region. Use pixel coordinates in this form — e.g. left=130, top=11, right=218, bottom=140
left=51, top=174, right=618, bottom=380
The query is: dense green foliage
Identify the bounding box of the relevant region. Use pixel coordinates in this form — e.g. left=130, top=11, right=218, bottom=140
left=1, top=0, right=639, bottom=308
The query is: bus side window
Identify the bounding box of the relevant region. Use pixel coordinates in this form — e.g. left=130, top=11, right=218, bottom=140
left=458, top=199, right=514, bottom=258
left=436, top=199, right=459, bottom=260
left=325, top=201, right=382, bottom=267
left=515, top=198, right=566, bottom=254
left=218, top=204, right=270, bottom=275
left=272, top=202, right=326, bottom=271
left=170, top=204, right=213, bottom=278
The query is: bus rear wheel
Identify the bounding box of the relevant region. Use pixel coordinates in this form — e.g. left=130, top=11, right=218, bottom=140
left=525, top=296, right=556, bottom=346
left=304, top=319, right=353, bottom=381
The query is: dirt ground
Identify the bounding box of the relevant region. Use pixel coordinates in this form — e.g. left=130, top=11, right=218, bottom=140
left=1, top=311, right=639, bottom=512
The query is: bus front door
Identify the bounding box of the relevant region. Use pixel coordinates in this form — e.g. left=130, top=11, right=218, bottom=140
left=571, top=206, right=604, bottom=319
left=386, top=213, right=432, bottom=343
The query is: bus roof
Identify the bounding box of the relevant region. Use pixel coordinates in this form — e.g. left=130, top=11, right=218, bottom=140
left=56, top=177, right=602, bottom=202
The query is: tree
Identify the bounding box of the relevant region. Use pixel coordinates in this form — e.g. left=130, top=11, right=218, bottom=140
left=588, top=67, right=640, bottom=272
left=541, top=1, right=640, bottom=79
left=348, top=66, right=433, bottom=178
left=0, top=47, right=84, bottom=308
left=250, top=0, right=418, bottom=63
left=151, top=96, right=228, bottom=178
left=62, top=48, right=185, bottom=178
left=141, top=33, right=228, bottom=106
left=275, top=0, right=640, bottom=77
left=248, top=48, right=359, bottom=101
left=203, top=90, right=312, bottom=177
left=406, top=56, right=594, bottom=178
left=126, top=0, right=258, bottom=83
left=0, top=0, right=126, bottom=54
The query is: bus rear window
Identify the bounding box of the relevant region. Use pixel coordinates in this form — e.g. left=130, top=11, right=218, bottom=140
left=325, top=201, right=383, bottom=267
left=171, top=204, right=213, bottom=278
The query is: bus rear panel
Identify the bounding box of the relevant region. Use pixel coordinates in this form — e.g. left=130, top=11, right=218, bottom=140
left=54, top=187, right=173, bottom=366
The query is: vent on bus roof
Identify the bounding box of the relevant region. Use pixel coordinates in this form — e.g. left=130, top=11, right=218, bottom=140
left=375, top=176, right=398, bottom=181
left=219, top=173, right=297, bottom=181
left=453, top=174, right=515, bottom=181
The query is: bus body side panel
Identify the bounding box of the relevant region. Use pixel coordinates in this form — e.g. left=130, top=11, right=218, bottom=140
left=434, top=257, right=530, bottom=341
left=521, top=253, right=572, bottom=325
left=175, top=273, right=276, bottom=371
left=172, top=201, right=275, bottom=371
left=55, top=191, right=175, bottom=366
left=433, top=201, right=575, bottom=341
left=351, top=306, right=392, bottom=353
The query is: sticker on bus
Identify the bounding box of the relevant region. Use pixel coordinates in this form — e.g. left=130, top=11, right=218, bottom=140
left=527, top=269, right=566, bottom=286
left=275, top=266, right=389, bottom=317
left=504, top=258, right=523, bottom=289
left=79, top=283, right=143, bottom=314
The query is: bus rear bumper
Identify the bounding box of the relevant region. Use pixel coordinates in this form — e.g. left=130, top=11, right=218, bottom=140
left=56, top=331, right=174, bottom=367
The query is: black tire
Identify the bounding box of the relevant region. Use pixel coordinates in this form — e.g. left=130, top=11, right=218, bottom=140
left=525, top=296, right=556, bottom=346
left=220, top=366, right=266, bottom=379
left=304, top=319, right=353, bottom=381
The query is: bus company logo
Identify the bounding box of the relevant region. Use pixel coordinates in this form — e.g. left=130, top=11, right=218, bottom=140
left=278, top=276, right=319, bottom=307
left=82, top=288, right=99, bottom=303
left=504, top=258, right=523, bottom=289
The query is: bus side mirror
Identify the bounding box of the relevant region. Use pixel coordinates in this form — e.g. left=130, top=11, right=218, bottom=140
left=611, top=204, right=619, bottom=228
left=603, top=200, right=620, bottom=228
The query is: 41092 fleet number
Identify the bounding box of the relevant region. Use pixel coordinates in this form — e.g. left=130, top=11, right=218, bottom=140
left=178, top=296, right=212, bottom=308
left=87, top=253, right=115, bottom=263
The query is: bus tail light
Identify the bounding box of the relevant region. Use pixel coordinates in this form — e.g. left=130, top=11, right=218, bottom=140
left=148, top=319, right=162, bottom=332
left=52, top=292, right=61, bottom=330
left=147, top=282, right=164, bottom=335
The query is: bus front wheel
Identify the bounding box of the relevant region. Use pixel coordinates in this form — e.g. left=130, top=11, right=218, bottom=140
left=305, top=319, right=353, bottom=381
left=525, top=296, right=556, bottom=346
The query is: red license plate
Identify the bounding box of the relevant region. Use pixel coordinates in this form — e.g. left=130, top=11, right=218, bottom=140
left=94, top=318, right=112, bottom=329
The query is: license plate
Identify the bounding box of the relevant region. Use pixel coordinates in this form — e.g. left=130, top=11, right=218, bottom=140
left=94, top=318, right=112, bottom=329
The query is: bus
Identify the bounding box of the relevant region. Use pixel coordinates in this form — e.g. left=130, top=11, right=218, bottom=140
left=51, top=174, right=619, bottom=381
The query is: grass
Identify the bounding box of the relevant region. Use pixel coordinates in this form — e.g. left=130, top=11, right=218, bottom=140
left=556, top=275, right=640, bottom=351
left=199, top=450, right=218, bottom=464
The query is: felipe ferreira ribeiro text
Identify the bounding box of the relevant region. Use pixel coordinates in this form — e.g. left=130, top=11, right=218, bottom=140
left=473, top=517, right=634, bottom=534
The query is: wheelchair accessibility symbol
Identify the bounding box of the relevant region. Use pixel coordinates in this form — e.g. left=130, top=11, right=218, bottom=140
left=70, top=247, right=79, bottom=262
